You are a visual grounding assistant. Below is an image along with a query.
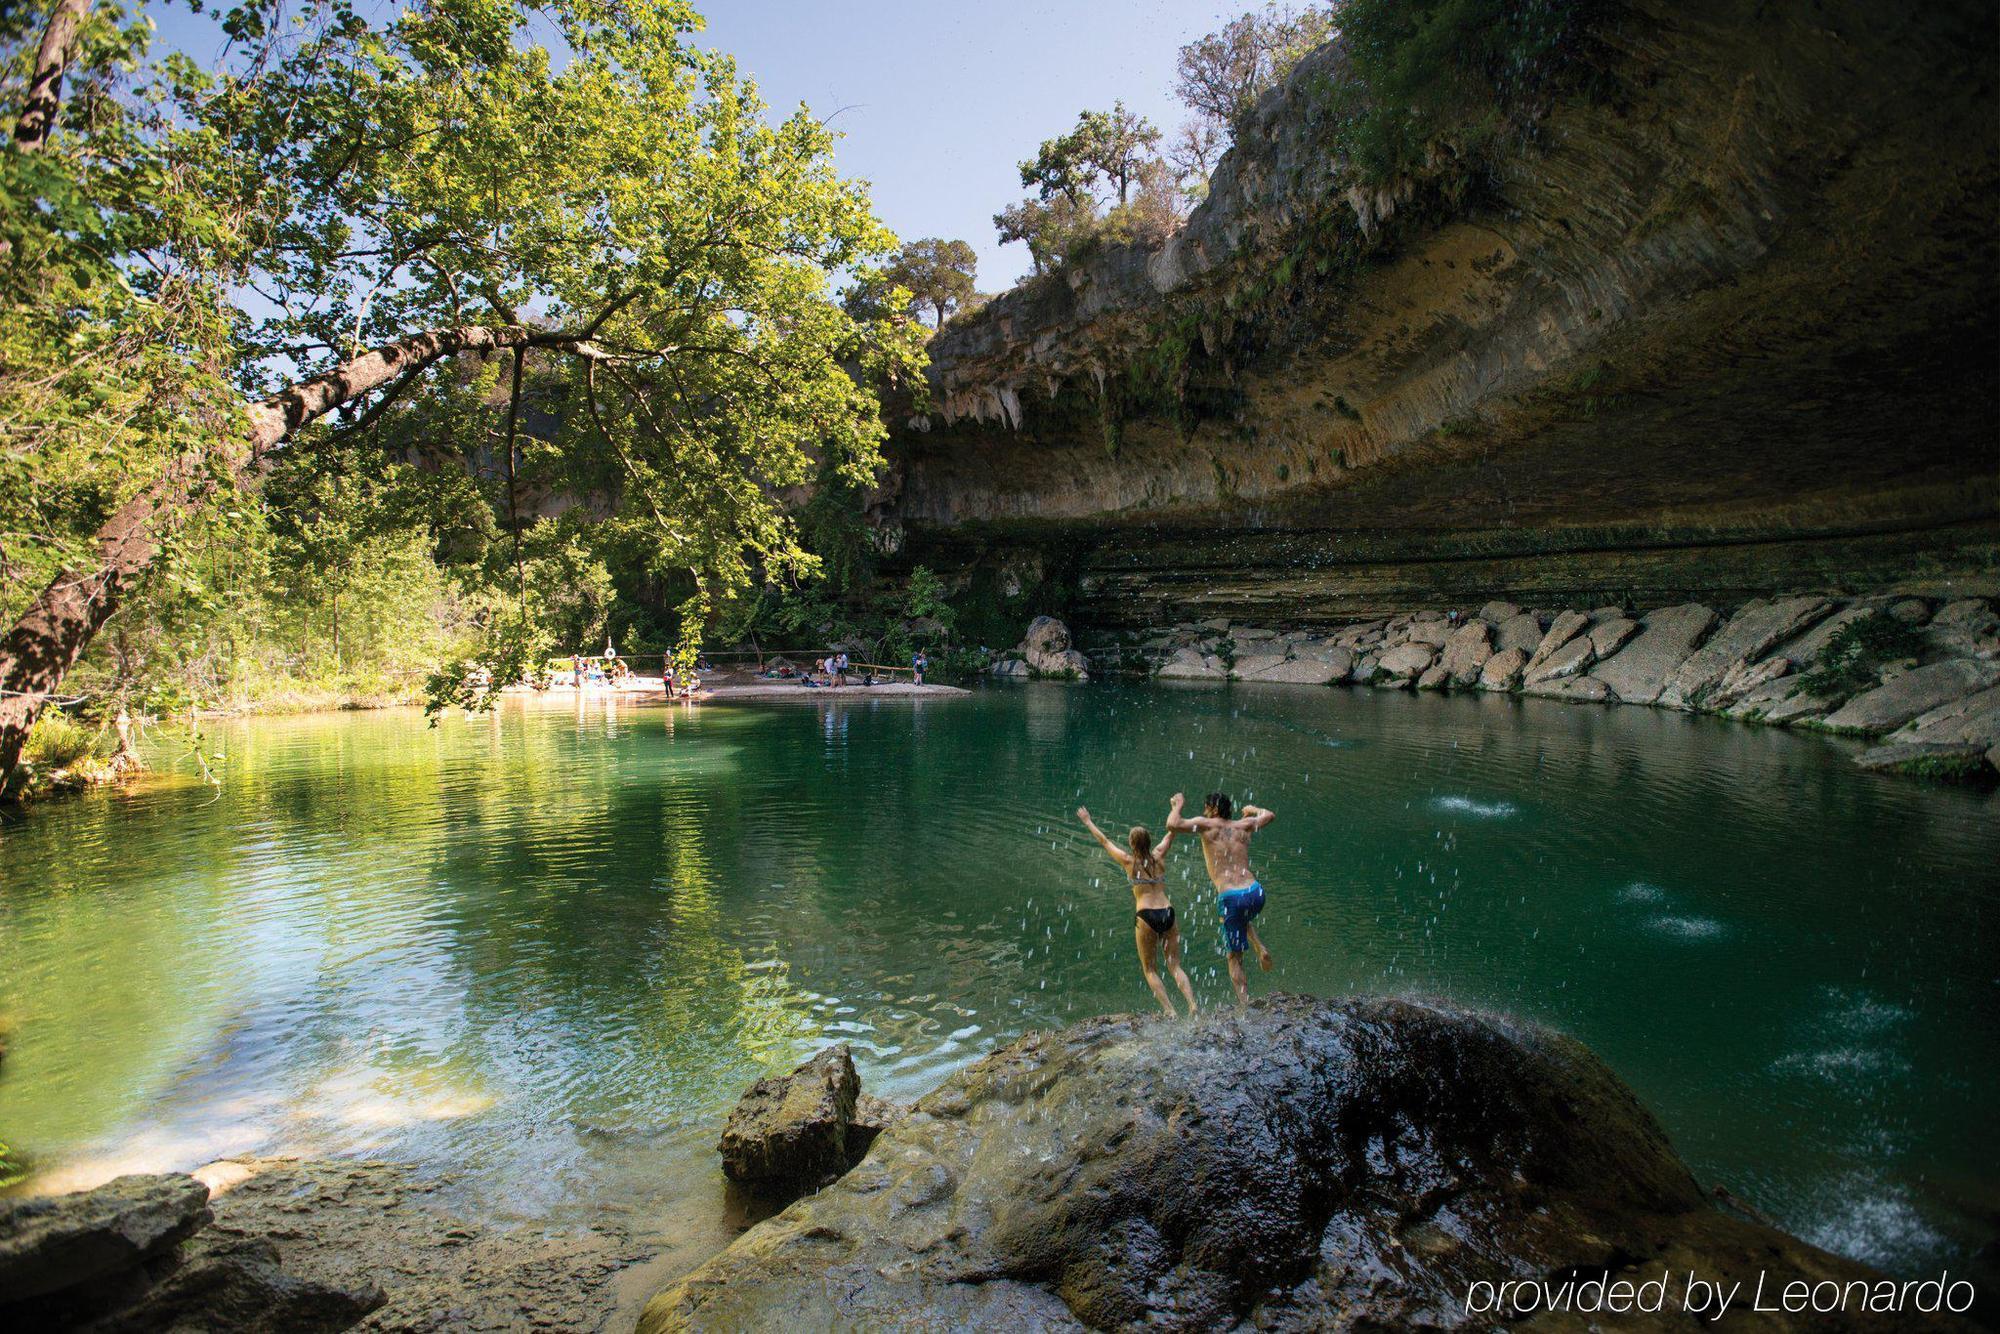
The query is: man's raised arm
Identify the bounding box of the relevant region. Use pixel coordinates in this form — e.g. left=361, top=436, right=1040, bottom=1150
left=1240, top=804, right=1276, bottom=830
left=1165, top=792, right=1199, bottom=833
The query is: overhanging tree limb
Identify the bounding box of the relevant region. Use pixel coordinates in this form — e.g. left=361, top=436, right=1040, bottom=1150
left=14, top=0, right=90, bottom=150
left=0, top=322, right=561, bottom=777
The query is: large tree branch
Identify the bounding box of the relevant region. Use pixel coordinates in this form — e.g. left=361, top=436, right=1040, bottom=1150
left=13, top=0, right=90, bottom=150
left=0, top=321, right=558, bottom=778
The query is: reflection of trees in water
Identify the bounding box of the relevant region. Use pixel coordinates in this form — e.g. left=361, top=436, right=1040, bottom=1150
left=648, top=794, right=820, bottom=1076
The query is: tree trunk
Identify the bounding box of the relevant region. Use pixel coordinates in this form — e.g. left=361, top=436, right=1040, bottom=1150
left=14, top=0, right=91, bottom=150
left=0, top=323, right=544, bottom=777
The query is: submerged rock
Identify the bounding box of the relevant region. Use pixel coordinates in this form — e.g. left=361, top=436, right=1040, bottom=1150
left=1853, top=741, right=1996, bottom=780
left=642, top=997, right=1887, bottom=1332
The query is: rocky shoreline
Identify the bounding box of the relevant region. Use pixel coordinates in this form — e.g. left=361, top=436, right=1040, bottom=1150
left=643, top=996, right=1970, bottom=1331
left=995, top=595, right=2000, bottom=781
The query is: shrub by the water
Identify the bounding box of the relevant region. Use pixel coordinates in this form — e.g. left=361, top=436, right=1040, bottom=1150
left=1799, top=614, right=1928, bottom=698
left=22, top=709, right=96, bottom=772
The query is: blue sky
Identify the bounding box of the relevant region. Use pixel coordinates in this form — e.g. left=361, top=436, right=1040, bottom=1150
left=149, top=0, right=1253, bottom=292
left=693, top=1, right=1251, bottom=289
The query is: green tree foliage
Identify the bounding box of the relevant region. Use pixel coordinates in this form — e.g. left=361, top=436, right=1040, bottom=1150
left=1798, top=614, right=1928, bottom=699
left=883, top=238, right=977, bottom=328
left=0, top=0, right=927, bottom=764
left=1174, top=3, right=1335, bottom=133
left=996, top=101, right=1171, bottom=271
left=1170, top=3, right=1333, bottom=197
left=901, top=566, right=954, bottom=638
left=1329, top=0, right=1607, bottom=187
left=993, top=195, right=1096, bottom=276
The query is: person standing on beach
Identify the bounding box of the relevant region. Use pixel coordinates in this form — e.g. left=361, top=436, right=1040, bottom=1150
left=1077, top=805, right=1199, bottom=1018
left=1167, top=791, right=1276, bottom=1005
left=912, top=649, right=927, bottom=685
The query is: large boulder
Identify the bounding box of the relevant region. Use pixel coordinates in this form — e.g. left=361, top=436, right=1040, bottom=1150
left=1157, top=647, right=1228, bottom=680
left=1437, top=621, right=1492, bottom=686
left=1723, top=678, right=1839, bottom=726
left=1522, top=675, right=1615, bottom=703
left=1657, top=597, right=1833, bottom=710
left=1522, top=633, right=1594, bottom=685
left=642, top=997, right=1890, bottom=1333
left=718, top=1045, right=869, bottom=1196
left=1019, top=617, right=1090, bottom=680
left=1933, top=597, right=1994, bottom=626
left=0, top=1174, right=379, bottom=1331
left=1524, top=609, right=1591, bottom=675
left=1478, top=646, right=1528, bottom=691
left=1300, top=643, right=1356, bottom=681
left=1820, top=659, right=2000, bottom=735
left=0, top=1174, right=209, bottom=1303
left=1238, top=653, right=1348, bottom=685
left=91, top=1234, right=383, bottom=1333
left=1707, top=655, right=1792, bottom=710
left=1493, top=613, right=1544, bottom=654
left=1589, top=616, right=1640, bottom=658
left=1588, top=604, right=1719, bottom=706
left=1330, top=620, right=1386, bottom=649
left=1476, top=600, right=1520, bottom=623
left=1374, top=642, right=1435, bottom=685
left=1404, top=618, right=1453, bottom=649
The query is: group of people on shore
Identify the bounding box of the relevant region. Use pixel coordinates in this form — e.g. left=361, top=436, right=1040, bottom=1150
left=791, top=649, right=929, bottom=688
left=1077, top=792, right=1276, bottom=1014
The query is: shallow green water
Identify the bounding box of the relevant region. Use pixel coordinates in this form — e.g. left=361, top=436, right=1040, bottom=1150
left=1, top=684, right=1994, bottom=1274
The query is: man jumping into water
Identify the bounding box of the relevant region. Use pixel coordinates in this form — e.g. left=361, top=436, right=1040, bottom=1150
left=1167, top=791, right=1275, bottom=1004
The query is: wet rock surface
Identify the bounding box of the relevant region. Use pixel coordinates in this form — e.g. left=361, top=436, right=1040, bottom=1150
left=192, top=1158, right=686, bottom=1333
left=642, top=996, right=1895, bottom=1332
left=0, top=1172, right=381, bottom=1331
left=717, top=1045, right=870, bottom=1197
left=0, top=1173, right=211, bottom=1303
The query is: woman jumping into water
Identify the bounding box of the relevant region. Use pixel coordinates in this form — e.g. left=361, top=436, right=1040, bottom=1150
left=1077, top=805, right=1199, bottom=1018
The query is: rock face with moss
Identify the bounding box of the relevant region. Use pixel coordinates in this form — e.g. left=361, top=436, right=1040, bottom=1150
left=885, top=0, right=1996, bottom=625
left=641, top=996, right=1894, bottom=1331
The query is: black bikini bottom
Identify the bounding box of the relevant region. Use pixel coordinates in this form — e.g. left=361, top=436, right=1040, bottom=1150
left=1136, top=906, right=1176, bottom=936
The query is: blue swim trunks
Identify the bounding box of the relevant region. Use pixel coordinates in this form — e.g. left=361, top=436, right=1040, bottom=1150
left=1218, top=882, right=1265, bottom=953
